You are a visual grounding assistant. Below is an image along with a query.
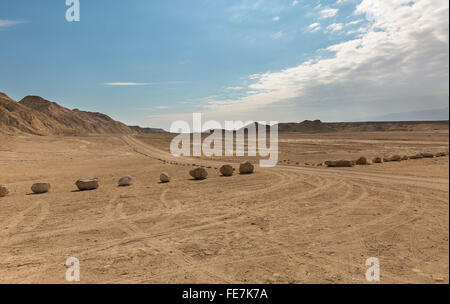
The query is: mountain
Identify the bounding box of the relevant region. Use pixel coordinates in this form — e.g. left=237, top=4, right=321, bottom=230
left=361, top=108, right=450, bottom=122
left=233, top=119, right=448, bottom=133
left=129, top=126, right=167, bottom=134
left=1, top=92, right=133, bottom=135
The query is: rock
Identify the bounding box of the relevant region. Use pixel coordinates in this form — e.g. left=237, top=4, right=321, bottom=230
left=220, top=165, right=234, bottom=176
left=31, top=182, right=51, bottom=194
left=76, top=178, right=99, bottom=191
left=372, top=157, right=382, bottom=164
left=413, top=153, right=424, bottom=159
left=160, top=172, right=170, bottom=183
left=189, top=167, right=208, bottom=180
left=325, top=160, right=354, bottom=167
left=384, top=155, right=401, bottom=162
left=355, top=156, right=369, bottom=165
left=118, top=176, right=132, bottom=187
left=422, top=153, right=434, bottom=158
left=435, top=152, right=446, bottom=157
left=390, top=155, right=402, bottom=162
left=239, top=161, right=255, bottom=174
left=402, top=155, right=409, bottom=161
left=0, top=185, right=9, bottom=197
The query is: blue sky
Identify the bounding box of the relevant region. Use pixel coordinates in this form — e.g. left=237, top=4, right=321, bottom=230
left=1, top=0, right=448, bottom=129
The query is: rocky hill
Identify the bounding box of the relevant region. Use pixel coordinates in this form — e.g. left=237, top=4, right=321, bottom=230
left=0, top=92, right=133, bottom=135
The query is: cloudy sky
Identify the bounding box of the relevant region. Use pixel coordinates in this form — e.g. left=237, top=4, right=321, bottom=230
left=0, top=0, right=448, bottom=129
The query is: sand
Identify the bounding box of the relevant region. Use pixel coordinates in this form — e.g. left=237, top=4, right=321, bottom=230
left=0, top=129, right=448, bottom=283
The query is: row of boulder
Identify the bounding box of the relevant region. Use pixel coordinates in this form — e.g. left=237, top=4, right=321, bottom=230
left=188, top=161, right=255, bottom=180
left=0, top=161, right=256, bottom=197
left=325, top=151, right=449, bottom=168
left=0, top=177, right=101, bottom=197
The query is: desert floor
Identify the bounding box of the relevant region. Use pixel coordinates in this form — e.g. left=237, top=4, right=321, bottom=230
left=0, top=130, right=448, bottom=283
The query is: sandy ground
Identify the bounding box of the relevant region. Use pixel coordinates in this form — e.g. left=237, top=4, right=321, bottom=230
left=0, top=130, right=448, bottom=283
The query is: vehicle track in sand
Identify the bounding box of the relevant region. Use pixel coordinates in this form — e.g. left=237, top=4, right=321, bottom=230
left=0, top=135, right=447, bottom=283
left=113, top=136, right=448, bottom=283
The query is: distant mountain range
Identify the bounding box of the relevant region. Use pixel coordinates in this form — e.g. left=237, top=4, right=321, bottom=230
left=231, top=119, right=449, bottom=133
left=1, top=91, right=447, bottom=136
left=361, top=108, right=449, bottom=122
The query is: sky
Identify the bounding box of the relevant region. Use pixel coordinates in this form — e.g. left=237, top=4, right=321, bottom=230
left=0, top=0, right=448, bottom=130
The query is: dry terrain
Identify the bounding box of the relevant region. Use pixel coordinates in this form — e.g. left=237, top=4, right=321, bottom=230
left=0, top=127, right=448, bottom=284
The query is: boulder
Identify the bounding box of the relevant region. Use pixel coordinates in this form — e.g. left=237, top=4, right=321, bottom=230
left=31, top=182, right=51, bottom=194
left=435, top=152, right=446, bottom=157
left=160, top=172, right=171, bottom=183
left=372, top=157, right=382, bottom=164
left=239, top=161, right=255, bottom=174
left=384, top=155, right=401, bottom=162
left=118, top=176, right=132, bottom=187
left=325, top=160, right=354, bottom=167
left=76, top=178, right=99, bottom=191
left=0, top=185, right=9, bottom=197
left=355, top=156, right=369, bottom=165
left=422, top=153, right=434, bottom=158
left=219, top=165, right=234, bottom=176
left=189, top=167, right=208, bottom=180
left=390, top=155, right=402, bottom=162
left=413, top=153, right=424, bottom=159
left=402, top=155, right=409, bottom=161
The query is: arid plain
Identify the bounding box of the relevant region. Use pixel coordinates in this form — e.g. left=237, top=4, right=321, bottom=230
left=0, top=125, right=448, bottom=283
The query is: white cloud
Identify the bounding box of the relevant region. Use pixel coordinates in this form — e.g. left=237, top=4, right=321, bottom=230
left=326, top=23, right=344, bottom=32
left=104, top=82, right=154, bottom=86
left=147, top=0, right=448, bottom=129
left=346, top=19, right=364, bottom=26
left=155, top=0, right=448, bottom=126
left=292, top=0, right=299, bottom=7
left=226, top=86, right=244, bottom=91
left=272, top=16, right=280, bottom=21
left=0, top=19, right=27, bottom=28
left=307, top=22, right=321, bottom=32
left=156, top=106, right=169, bottom=109
left=319, top=8, right=339, bottom=19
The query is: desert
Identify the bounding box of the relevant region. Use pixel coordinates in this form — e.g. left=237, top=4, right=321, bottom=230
left=0, top=93, right=448, bottom=283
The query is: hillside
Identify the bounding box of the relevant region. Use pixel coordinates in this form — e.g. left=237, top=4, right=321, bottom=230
left=129, top=125, right=167, bottom=134
left=0, top=92, right=133, bottom=135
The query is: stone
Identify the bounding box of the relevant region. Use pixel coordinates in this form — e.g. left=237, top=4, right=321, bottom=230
left=324, top=160, right=354, bottom=167
left=0, top=185, right=9, bottom=197
left=118, top=176, right=132, bottom=187
left=355, top=156, right=369, bottom=165
left=189, top=167, right=208, bottom=180
left=219, top=165, right=234, bottom=177
left=372, top=157, right=382, bottom=164
left=76, top=178, right=99, bottom=191
left=31, top=182, right=51, bottom=194
left=160, top=172, right=170, bottom=183
left=239, top=161, right=255, bottom=174
left=390, top=155, right=402, bottom=162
